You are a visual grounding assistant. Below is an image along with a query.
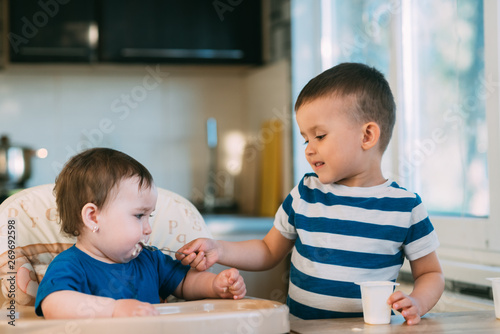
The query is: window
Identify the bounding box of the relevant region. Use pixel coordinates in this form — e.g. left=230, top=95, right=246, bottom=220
left=291, top=0, right=394, bottom=183
left=400, top=0, right=487, bottom=217
left=291, top=0, right=500, bottom=282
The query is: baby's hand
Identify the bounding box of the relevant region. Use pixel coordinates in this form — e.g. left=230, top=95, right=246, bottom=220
left=387, top=291, right=421, bottom=325
left=176, top=238, right=219, bottom=271
left=213, top=268, right=246, bottom=300
left=112, top=299, right=159, bottom=317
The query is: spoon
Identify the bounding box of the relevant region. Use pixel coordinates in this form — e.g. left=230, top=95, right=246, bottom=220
left=138, top=241, right=186, bottom=256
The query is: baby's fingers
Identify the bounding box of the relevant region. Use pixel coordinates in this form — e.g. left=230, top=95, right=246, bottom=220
left=133, top=303, right=160, bottom=317
left=228, top=276, right=246, bottom=299
left=223, top=269, right=246, bottom=299
left=225, top=268, right=241, bottom=284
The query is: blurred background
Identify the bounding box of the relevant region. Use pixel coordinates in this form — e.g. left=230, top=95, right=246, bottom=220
left=0, top=0, right=293, bottom=218
left=1, top=0, right=500, bottom=305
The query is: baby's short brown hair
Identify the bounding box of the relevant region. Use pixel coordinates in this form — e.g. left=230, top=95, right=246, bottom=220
left=54, top=148, right=154, bottom=237
left=295, top=62, right=396, bottom=153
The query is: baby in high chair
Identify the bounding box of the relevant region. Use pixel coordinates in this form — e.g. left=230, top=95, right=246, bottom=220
left=35, top=147, right=246, bottom=319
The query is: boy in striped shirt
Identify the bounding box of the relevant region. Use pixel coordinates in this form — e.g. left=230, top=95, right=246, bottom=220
left=179, top=62, right=444, bottom=325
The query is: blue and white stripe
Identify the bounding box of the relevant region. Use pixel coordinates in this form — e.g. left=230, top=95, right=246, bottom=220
left=275, top=173, right=439, bottom=319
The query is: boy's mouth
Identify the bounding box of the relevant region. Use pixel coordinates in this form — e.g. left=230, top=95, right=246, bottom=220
left=313, top=162, right=325, bottom=168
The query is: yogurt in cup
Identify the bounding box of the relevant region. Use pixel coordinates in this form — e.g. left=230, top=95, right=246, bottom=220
left=487, top=278, right=500, bottom=319
left=356, top=281, right=400, bottom=325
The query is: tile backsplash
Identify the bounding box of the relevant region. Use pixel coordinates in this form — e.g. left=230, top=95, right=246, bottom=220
left=0, top=61, right=291, bottom=214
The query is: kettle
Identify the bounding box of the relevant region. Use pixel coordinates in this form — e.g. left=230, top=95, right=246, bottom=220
left=0, top=135, right=35, bottom=194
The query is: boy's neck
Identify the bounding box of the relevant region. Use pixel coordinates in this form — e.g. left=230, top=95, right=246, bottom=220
left=335, top=169, right=386, bottom=188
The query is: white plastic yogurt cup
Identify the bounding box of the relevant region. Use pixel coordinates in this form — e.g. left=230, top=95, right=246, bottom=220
left=356, top=281, right=400, bottom=325
left=487, top=278, right=500, bottom=319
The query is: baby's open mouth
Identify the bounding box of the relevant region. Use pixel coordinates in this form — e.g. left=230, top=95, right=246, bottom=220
left=314, top=162, right=324, bottom=167
left=132, top=243, right=143, bottom=257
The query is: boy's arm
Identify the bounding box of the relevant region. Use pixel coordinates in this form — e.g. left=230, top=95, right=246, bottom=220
left=178, top=227, right=295, bottom=271
left=387, top=251, right=444, bottom=325
left=41, top=290, right=158, bottom=319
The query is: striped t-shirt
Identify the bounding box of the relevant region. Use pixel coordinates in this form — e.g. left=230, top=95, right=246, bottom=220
left=274, top=173, right=439, bottom=320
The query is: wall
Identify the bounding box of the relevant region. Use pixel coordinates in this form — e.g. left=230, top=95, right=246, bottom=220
left=0, top=61, right=291, bottom=213
left=0, top=64, right=245, bottom=200
left=240, top=60, right=292, bottom=214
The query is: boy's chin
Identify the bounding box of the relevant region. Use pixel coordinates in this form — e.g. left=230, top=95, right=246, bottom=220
left=316, top=174, right=336, bottom=184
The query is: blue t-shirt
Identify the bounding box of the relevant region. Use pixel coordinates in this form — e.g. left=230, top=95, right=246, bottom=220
left=35, top=245, right=190, bottom=316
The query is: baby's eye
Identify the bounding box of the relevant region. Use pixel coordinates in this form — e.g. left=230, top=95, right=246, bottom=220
left=135, top=214, right=145, bottom=219
left=316, top=135, right=325, bottom=140
left=303, top=140, right=309, bottom=145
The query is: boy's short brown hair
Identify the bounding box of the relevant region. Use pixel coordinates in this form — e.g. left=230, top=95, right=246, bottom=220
left=54, top=148, right=154, bottom=237
left=295, top=62, right=396, bottom=153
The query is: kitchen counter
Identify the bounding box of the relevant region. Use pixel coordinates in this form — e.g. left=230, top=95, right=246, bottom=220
left=290, top=311, right=500, bottom=333
left=203, top=214, right=275, bottom=235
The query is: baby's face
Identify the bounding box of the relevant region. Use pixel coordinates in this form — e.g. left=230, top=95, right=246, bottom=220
left=91, top=177, right=157, bottom=263
left=296, top=95, right=369, bottom=186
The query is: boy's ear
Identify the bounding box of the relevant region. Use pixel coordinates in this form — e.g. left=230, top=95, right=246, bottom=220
left=361, top=122, right=381, bottom=150
left=81, top=203, right=99, bottom=231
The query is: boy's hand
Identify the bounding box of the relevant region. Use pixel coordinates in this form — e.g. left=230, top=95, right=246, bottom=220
left=176, top=238, right=219, bottom=271
left=387, top=291, right=421, bottom=325
left=213, top=268, right=246, bottom=300
left=112, top=299, right=159, bottom=317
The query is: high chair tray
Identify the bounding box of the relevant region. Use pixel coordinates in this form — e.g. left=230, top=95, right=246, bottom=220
left=3, top=298, right=290, bottom=334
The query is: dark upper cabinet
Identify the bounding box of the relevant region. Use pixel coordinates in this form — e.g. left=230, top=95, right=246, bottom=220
left=99, top=0, right=262, bottom=64
left=9, top=0, right=97, bottom=62
left=8, top=0, right=263, bottom=64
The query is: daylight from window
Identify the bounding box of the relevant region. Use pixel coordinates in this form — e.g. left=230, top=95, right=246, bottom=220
left=291, top=0, right=488, bottom=218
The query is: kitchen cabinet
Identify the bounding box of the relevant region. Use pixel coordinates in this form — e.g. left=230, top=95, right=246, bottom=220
left=0, top=0, right=8, bottom=68
left=7, top=0, right=263, bottom=65
left=99, top=0, right=262, bottom=64
left=9, top=0, right=97, bottom=62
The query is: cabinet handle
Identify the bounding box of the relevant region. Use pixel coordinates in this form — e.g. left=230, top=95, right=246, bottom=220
left=19, top=47, right=90, bottom=57
left=121, top=48, right=244, bottom=59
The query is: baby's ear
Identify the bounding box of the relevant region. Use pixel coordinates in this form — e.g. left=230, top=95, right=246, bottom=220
left=361, top=122, right=381, bottom=150
left=81, top=203, right=99, bottom=231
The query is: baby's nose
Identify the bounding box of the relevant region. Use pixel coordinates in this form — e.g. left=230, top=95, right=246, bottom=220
left=143, top=220, right=153, bottom=235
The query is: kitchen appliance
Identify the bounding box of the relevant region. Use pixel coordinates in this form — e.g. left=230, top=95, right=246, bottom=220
left=202, top=118, right=237, bottom=213
left=0, top=135, right=35, bottom=202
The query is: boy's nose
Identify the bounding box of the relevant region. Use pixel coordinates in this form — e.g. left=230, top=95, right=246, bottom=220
left=305, top=142, right=315, bottom=155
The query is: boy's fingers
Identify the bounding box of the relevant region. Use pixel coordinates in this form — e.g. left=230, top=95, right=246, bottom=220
left=188, top=253, right=203, bottom=267
left=195, top=259, right=208, bottom=272
left=177, top=239, right=204, bottom=255
left=179, top=252, right=195, bottom=265
left=192, top=252, right=207, bottom=270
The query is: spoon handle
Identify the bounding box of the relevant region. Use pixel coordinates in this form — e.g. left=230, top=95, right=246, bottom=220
left=140, top=242, right=186, bottom=256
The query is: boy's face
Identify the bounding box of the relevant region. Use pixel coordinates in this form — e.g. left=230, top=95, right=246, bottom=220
left=296, top=95, right=369, bottom=186
left=92, top=177, right=157, bottom=263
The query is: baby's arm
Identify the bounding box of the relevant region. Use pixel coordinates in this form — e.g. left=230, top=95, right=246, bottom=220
left=41, top=290, right=158, bottom=319
left=174, top=268, right=246, bottom=300
left=177, top=226, right=295, bottom=271
left=387, top=251, right=444, bottom=325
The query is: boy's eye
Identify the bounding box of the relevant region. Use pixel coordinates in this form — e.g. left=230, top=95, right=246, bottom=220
left=303, top=140, right=309, bottom=145
left=135, top=214, right=145, bottom=219
left=316, top=135, right=325, bottom=140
